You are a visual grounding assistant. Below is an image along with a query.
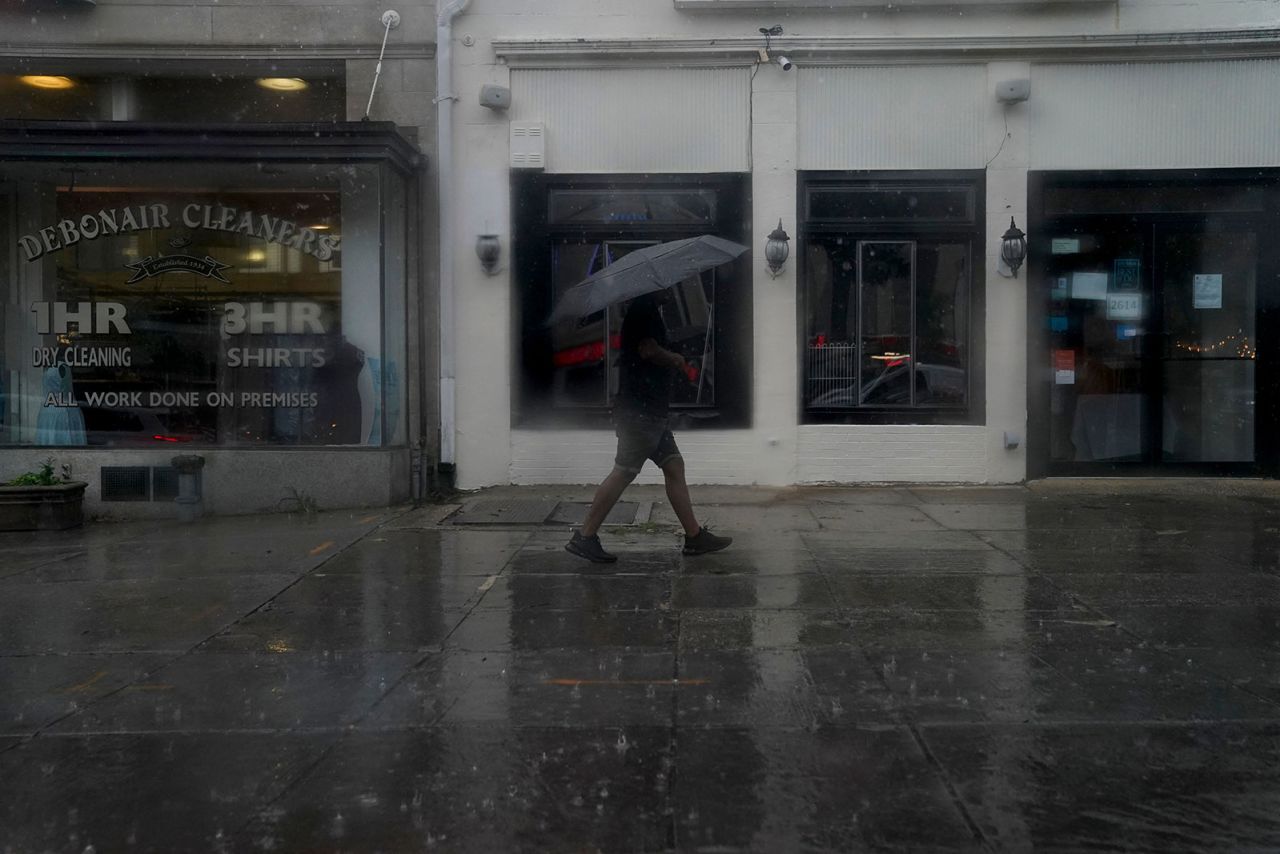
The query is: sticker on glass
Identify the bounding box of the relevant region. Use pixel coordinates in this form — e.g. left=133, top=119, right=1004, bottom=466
left=1106, top=293, right=1143, bottom=321
left=1113, top=258, right=1140, bottom=291
left=1071, top=272, right=1108, bottom=301
left=1193, top=274, right=1222, bottom=309
left=1053, top=349, right=1075, bottom=385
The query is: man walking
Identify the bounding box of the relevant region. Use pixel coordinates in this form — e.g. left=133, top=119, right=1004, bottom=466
left=566, top=290, right=732, bottom=563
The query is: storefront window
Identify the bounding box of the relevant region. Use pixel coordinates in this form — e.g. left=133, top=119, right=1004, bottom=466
left=515, top=174, right=750, bottom=428
left=0, top=139, right=412, bottom=448
left=0, top=69, right=345, bottom=123
left=1036, top=178, right=1262, bottom=468
left=801, top=174, right=981, bottom=421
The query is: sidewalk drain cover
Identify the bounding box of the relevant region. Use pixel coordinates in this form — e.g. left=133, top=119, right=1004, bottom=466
left=547, top=501, right=648, bottom=526
left=450, top=498, right=558, bottom=525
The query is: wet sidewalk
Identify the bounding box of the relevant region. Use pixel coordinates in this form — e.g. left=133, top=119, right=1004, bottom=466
left=2, top=484, right=1280, bottom=851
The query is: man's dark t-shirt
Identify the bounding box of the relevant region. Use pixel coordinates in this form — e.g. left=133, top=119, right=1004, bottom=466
left=616, top=296, right=672, bottom=418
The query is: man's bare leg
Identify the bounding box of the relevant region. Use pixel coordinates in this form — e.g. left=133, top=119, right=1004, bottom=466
left=581, top=467, right=636, bottom=538
left=660, top=456, right=700, bottom=537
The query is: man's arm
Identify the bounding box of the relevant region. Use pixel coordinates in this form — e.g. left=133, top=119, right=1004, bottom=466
left=637, top=337, right=686, bottom=372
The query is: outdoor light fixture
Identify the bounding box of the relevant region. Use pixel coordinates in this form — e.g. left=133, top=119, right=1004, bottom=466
left=256, top=77, right=309, bottom=92
left=476, top=233, right=501, bottom=275
left=765, top=220, right=790, bottom=278
left=1001, top=216, right=1027, bottom=278
left=20, top=75, right=75, bottom=90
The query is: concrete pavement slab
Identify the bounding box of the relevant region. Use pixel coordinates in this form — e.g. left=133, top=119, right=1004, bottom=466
left=0, top=653, right=173, bottom=736
left=672, top=726, right=981, bottom=851
left=4, top=484, right=1280, bottom=850
left=49, top=651, right=420, bottom=734
left=239, top=726, right=676, bottom=853
left=923, top=723, right=1280, bottom=850
left=0, top=574, right=298, bottom=655
left=445, top=608, right=679, bottom=652
left=364, top=650, right=679, bottom=729
left=0, top=732, right=335, bottom=853
left=672, top=573, right=835, bottom=610
left=677, top=608, right=857, bottom=652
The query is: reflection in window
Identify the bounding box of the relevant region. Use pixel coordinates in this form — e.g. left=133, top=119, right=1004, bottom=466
left=0, top=161, right=407, bottom=448
left=802, top=175, right=979, bottom=418
left=805, top=238, right=969, bottom=411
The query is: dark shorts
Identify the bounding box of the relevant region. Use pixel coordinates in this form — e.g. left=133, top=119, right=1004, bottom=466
left=613, top=413, right=681, bottom=475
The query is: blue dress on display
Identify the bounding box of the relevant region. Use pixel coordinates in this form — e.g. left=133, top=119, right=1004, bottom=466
left=36, top=365, right=87, bottom=446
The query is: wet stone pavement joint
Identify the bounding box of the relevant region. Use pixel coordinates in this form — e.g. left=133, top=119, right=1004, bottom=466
left=2, top=486, right=1280, bottom=851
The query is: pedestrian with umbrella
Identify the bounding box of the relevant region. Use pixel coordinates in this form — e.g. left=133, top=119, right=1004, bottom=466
left=556, top=235, right=744, bottom=563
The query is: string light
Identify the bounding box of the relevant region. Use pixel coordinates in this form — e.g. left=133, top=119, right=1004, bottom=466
left=1173, top=331, right=1256, bottom=359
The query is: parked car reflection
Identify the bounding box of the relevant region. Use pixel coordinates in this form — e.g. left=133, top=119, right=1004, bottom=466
left=809, top=360, right=965, bottom=408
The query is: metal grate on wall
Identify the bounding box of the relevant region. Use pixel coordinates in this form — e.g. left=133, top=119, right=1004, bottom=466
left=100, top=466, right=189, bottom=502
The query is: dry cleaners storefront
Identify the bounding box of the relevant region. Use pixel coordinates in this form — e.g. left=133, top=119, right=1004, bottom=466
left=0, top=122, right=421, bottom=516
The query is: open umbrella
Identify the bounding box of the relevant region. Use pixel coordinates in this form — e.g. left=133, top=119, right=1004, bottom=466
left=547, top=234, right=748, bottom=324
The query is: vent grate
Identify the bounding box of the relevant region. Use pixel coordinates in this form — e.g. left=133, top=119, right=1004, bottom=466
left=101, top=466, right=150, bottom=502
left=152, top=466, right=180, bottom=501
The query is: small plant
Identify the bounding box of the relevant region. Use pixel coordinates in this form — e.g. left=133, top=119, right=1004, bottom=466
left=278, top=486, right=320, bottom=516
left=7, top=458, right=68, bottom=487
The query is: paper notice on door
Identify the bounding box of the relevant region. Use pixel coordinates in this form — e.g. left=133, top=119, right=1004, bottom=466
left=1053, top=349, right=1075, bottom=385
left=1071, top=271, right=1109, bottom=301
left=1194, top=274, right=1223, bottom=309
left=1051, top=238, right=1081, bottom=255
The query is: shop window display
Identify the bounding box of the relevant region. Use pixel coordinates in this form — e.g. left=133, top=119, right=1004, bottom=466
left=801, top=174, right=982, bottom=421
left=514, top=175, right=751, bottom=429
left=0, top=159, right=407, bottom=447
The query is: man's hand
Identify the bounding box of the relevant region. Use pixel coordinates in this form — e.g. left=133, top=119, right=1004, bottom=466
left=639, top=338, right=682, bottom=370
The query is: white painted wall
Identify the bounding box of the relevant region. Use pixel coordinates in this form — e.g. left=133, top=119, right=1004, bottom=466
left=510, top=68, right=749, bottom=173
left=1031, top=59, right=1280, bottom=170
left=444, top=0, right=1280, bottom=488
left=798, top=66, right=987, bottom=171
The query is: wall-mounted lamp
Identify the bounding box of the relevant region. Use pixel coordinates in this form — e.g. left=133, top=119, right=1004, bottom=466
left=1000, top=217, right=1027, bottom=279
left=476, top=233, right=501, bottom=275
left=765, top=220, right=790, bottom=278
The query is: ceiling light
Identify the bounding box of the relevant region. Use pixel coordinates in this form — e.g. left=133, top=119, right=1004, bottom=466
left=256, top=77, right=309, bottom=92
left=309, top=224, right=331, bottom=231
left=20, top=75, right=75, bottom=90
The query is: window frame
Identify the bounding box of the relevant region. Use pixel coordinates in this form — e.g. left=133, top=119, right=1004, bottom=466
left=798, top=170, right=986, bottom=426
left=0, top=121, right=420, bottom=449
left=512, top=172, right=751, bottom=430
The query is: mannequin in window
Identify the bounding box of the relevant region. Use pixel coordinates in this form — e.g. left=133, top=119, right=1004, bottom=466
left=36, top=362, right=86, bottom=446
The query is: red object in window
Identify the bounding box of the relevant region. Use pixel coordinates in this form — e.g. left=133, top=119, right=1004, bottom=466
left=684, top=363, right=699, bottom=383
left=152, top=435, right=186, bottom=443
left=815, top=334, right=827, bottom=347
left=553, top=341, right=606, bottom=367
left=554, top=334, right=625, bottom=367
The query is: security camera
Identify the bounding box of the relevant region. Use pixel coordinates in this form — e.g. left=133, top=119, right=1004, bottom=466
left=775, top=55, right=793, bottom=71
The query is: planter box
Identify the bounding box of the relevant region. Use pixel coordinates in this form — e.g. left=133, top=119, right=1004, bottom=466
left=0, top=482, right=87, bottom=531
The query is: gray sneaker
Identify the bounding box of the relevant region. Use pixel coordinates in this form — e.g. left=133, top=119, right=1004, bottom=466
left=683, top=527, right=732, bottom=556
left=565, top=531, right=617, bottom=563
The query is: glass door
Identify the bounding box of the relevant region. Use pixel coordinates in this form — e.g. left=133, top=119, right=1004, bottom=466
left=1156, top=227, right=1257, bottom=463
left=1045, top=222, right=1258, bottom=471
left=1046, top=226, right=1150, bottom=465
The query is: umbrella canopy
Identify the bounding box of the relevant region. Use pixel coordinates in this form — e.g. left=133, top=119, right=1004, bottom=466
left=547, top=234, right=748, bottom=324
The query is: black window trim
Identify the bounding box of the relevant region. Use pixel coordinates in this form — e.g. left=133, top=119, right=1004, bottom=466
left=798, top=170, right=986, bottom=427
left=511, top=171, right=752, bottom=431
